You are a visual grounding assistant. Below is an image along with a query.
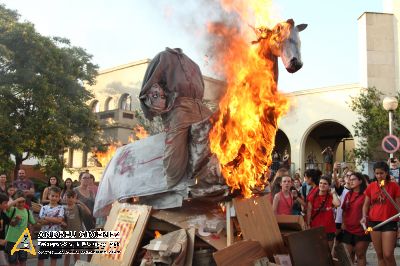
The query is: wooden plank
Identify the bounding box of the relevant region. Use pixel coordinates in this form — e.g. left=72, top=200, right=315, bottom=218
left=233, top=195, right=284, bottom=258
left=213, top=240, right=267, bottom=266
left=226, top=201, right=234, bottom=246
left=185, top=228, right=195, bottom=266
left=284, top=227, right=334, bottom=266
left=152, top=200, right=227, bottom=250
left=275, top=215, right=305, bottom=231
left=91, top=202, right=152, bottom=266
left=333, top=243, right=353, bottom=266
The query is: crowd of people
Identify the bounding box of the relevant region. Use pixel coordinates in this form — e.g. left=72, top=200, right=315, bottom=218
left=0, top=170, right=99, bottom=266
left=1, top=158, right=400, bottom=266
left=269, top=159, right=400, bottom=266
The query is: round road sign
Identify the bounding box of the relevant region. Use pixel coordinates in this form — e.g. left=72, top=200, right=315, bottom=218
left=382, top=135, right=400, bottom=153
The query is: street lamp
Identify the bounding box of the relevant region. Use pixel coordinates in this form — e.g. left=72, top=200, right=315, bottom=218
left=383, top=96, right=399, bottom=158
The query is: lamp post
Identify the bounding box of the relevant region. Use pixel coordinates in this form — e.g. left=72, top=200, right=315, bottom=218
left=383, top=96, right=399, bottom=159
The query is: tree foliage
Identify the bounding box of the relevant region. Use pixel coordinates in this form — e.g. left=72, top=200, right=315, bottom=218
left=134, top=110, right=164, bottom=136
left=0, top=5, right=101, bottom=176
left=350, top=87, right=399, bottom=163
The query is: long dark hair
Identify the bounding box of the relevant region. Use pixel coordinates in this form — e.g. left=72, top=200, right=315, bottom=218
left=350, top=172, right=367, bottom=194
left=304, top=169, right=322, bottom=185
left=271, top=176, right=283, bottom=198
left=362, top=174, right=371, bottom=184
left=373, top=161, right=390, bottom=181
left=63, top=178, right=74, bottom=190
left=47, top=176, right=60, bottom=187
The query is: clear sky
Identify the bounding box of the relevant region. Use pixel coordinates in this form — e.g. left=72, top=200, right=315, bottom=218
left=0, top=0, right=384, bottom=92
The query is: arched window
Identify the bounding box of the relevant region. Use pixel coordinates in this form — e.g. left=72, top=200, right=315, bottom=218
left=125, top=95, right=132, bottom=111
left=90, top=100, right=100, bottom=113
left=119, top=94, right=132, bottom=111
left=105, top=97, right=115, bottom=111
left=131, top=91, right=140, bottom=110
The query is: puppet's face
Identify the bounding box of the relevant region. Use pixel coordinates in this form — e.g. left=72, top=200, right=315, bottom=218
left=148, top=83, right=166, bottom=110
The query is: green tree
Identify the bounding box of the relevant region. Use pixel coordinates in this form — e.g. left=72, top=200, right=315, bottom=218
left=133, top=110, right=164, bottom=136
left=0, top=5, right=101, bottom=178
left=350, top=87, right=400, bottom=163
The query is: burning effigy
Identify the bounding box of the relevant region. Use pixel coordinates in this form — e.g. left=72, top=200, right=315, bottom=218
left=208, top=18, right=306, bottom=198
left=91, top=2, right=312, bottom=265
left=93, top=3, right=306, bottom=218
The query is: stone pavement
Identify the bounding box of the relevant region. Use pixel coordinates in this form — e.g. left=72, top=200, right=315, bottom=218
left=366, top=243, right=400, bottom=266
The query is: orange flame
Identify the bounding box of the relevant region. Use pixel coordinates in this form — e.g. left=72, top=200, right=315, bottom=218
left=208, top=1, right=289, bottom=198
left=94, top=142, right=122, bottom=167
left=219, top=202, right=226, bottom=213
left=154, top=231, right=162, bottom=239
left=134, top=125, right=149, bottom=139
left=128, top=125, right=149, bottom=142
left=95, top=126, right=149, bottom=167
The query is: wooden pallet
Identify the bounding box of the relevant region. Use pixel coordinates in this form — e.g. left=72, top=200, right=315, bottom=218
left=91, top=202, right=152, bottom=266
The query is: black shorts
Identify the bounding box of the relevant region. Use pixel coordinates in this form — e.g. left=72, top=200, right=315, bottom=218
left=335, top=223, right=344, bottom=241
left=368, top=221, right=398, bottom=232
left=5, top=241, right=28, bottom=264
left=326, top=232, right=336, bottom=241
left=341, top=230, right=371, bottom=246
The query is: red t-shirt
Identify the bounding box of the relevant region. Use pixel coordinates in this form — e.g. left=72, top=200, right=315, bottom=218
left=364, top=181, right=400, bottom=222
left=342, top=191, right=365, bottom=236
left=276, top=192, right=293, bottom=215
left=307, top=186, right=318, bottom=202
left=310, top=193, right=336, bottom=233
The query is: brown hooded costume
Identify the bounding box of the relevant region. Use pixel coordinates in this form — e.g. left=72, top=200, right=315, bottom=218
left=139, top=48, right=212, bottom=187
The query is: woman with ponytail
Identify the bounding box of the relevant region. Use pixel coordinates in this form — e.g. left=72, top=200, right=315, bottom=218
left=361, top=161, right=400, bottom=266
left=341, top=172, right=369, bottom=266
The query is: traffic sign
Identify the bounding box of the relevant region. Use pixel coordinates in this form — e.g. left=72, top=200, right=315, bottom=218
left=382, top=135, right=400, bottom=153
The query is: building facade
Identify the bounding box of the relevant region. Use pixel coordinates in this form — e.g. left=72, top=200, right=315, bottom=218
left=63, top=7, right=400, bottom=181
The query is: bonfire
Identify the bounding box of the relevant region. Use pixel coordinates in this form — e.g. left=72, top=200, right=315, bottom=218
left=208, top=2, right=306, bottom=198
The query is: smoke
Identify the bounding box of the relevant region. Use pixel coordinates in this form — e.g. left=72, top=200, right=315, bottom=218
left=153, top=0, right=280, bottom=78
left=104, top=81, right=141, bottom=95
left=152, top=0, right=243, bottom=78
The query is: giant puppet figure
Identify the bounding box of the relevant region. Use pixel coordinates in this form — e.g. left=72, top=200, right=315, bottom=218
left=93, top=20, right=307, bottom=217
left=139, top=48, right=212, bottom=188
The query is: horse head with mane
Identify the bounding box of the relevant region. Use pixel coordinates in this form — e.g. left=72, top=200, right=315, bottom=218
left=252, top=19, right=307, bottom=81
left=209, top=19, right=308, bottom=196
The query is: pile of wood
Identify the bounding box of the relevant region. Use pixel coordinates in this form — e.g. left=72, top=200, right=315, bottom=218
left=86, top=195, right=350, bottom=266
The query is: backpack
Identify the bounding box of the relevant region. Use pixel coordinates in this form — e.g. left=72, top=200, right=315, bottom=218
left=9, top=207, right=31, bottom=229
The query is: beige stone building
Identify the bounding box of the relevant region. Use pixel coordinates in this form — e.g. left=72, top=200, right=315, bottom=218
left=63, top=4, right=400, bottom=181
left=63, top=59, right=225, bottom=180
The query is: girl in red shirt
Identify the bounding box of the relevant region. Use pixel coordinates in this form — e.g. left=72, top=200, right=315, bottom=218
left=304, top=169, right=322, bottom=203
left=341, top=172, right=369, bottom=266
left=272, top=176, right=305, bottom=215
left=361, top=161, right=400, bottom=266
left=306, top=176, right=340, bottom=250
